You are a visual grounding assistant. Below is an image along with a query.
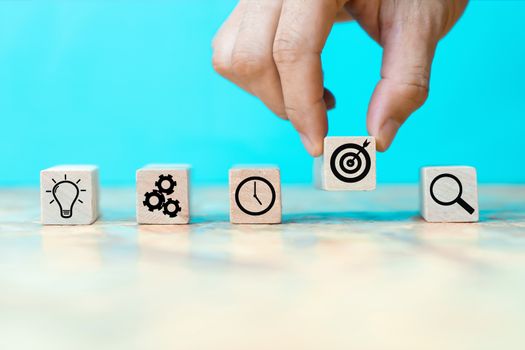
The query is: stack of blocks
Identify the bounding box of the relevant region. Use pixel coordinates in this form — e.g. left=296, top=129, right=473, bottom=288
left=39, top=137, right=479, bottom=225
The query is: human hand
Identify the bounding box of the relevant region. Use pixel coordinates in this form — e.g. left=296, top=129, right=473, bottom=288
left=212, top=0, right=468, bottom=156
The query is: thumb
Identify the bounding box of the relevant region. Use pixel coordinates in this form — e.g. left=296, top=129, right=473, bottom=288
left=367, top=21, right=439, bottom=151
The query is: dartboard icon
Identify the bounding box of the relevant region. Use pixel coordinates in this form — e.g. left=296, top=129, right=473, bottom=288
left=330, top=139, right=372, bottom=183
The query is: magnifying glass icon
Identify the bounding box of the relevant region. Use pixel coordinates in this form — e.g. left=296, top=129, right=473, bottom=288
left=430, top=174, right=475, bottom=215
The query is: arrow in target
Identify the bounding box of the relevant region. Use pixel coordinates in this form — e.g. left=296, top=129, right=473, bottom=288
left=348, top=139, right=371, bottom=162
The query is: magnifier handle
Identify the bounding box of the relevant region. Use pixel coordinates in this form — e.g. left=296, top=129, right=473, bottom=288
left=456, top=198, right=475, bottom=215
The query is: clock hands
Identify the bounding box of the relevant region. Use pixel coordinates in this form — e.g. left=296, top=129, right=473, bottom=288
left=235, top=176, right=276, bottom=216
left=253, top=181, right=263, bottom=205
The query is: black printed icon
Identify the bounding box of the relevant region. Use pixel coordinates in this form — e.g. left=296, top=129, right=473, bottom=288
left=143, top=190, right=165, bottom=211
left=155, top=174, right=177, bottom=195
left=330, top=139, right=371, bottom=183
left=430, top=173, right=475, bottom=214
left=45, top=174, right=87, bottom=219
left=143, top=174, right=182, bottom=218
left=235, top=176, right=276, bottom=216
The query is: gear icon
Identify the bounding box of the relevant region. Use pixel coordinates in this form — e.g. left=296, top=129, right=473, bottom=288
left=143, top=190, right=165, bottom=212
left=155, top=174, right=177, bottom=195
left=162, top=198, right=182, bottom=218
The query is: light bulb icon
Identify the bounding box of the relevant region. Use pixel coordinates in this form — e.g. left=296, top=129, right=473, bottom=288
left=46, top=174, right=86, bottom=219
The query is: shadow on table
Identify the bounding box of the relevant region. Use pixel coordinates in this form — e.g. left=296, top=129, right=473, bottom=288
left=479, top=209, right=525, bottom=223
left=283, top=210, right=420, bottom=224
left=190, top=213, right=230, bottom=224
left=282, top=209, right=525, bottom=225
left=96, top=209, right=524, bottom=226
left=191, top=211, right=421, bottom=225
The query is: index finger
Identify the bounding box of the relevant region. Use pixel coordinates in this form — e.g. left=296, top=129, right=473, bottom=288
left=273, top=0, right=342, bottom=156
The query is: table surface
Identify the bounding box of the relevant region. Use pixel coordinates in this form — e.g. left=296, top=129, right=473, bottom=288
left=1, top=186, right=524, bottom=350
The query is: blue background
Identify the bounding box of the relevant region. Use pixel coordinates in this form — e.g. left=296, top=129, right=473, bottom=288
left=0, top=1, right=523, bottom=186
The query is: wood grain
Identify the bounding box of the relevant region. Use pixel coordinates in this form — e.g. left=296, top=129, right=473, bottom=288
left=136, top=164, right=190, bottom=224
left=40, top=165, right=99, bottom=225
left=420, top=166, right=479, bottom=222
left=229, top=166, right=282, bottom=224
left=2, top=186, right=525, bottom=349
left=315, top=136, right=376, bottom=191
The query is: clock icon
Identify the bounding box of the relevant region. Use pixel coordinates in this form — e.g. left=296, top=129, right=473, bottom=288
left=234, top=176, right=276, bottom=216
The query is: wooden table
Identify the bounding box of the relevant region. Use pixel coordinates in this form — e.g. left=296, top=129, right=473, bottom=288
left=1, top=186, right=524, bottom=349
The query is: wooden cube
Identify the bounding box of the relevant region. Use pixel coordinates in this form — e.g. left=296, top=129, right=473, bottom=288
left=136, top=164, right=190, bottom=225
left=40, top=165, right=99, bottom=225
left=420, top=166, right=479, bottom=223
left=229, top=167, right=281, bottom=224
left=314, top=136, right=376, bottom=191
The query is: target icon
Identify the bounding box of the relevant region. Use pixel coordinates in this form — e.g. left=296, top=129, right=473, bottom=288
left=329, top=139, right=372, bottom=183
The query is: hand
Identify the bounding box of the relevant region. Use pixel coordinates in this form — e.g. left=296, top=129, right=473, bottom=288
left=212, top=0, right=468, bottom=155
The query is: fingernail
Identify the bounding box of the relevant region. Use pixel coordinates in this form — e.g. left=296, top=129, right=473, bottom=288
left=323, top=88, right=336, bottom=110
left=326, top=98, right=336, bottom=110
left=378, top=118, right=401, bottom=151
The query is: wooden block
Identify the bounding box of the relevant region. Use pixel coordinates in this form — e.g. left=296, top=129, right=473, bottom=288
left=229, top=166, right=281, bottom=224
left=420, top=166, right=479, bottom=223
left=40, top=165, right=99, bottom=225
left=136, top=164, right=190, bottom=224
left=314, top=136, right=376, bottom=191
